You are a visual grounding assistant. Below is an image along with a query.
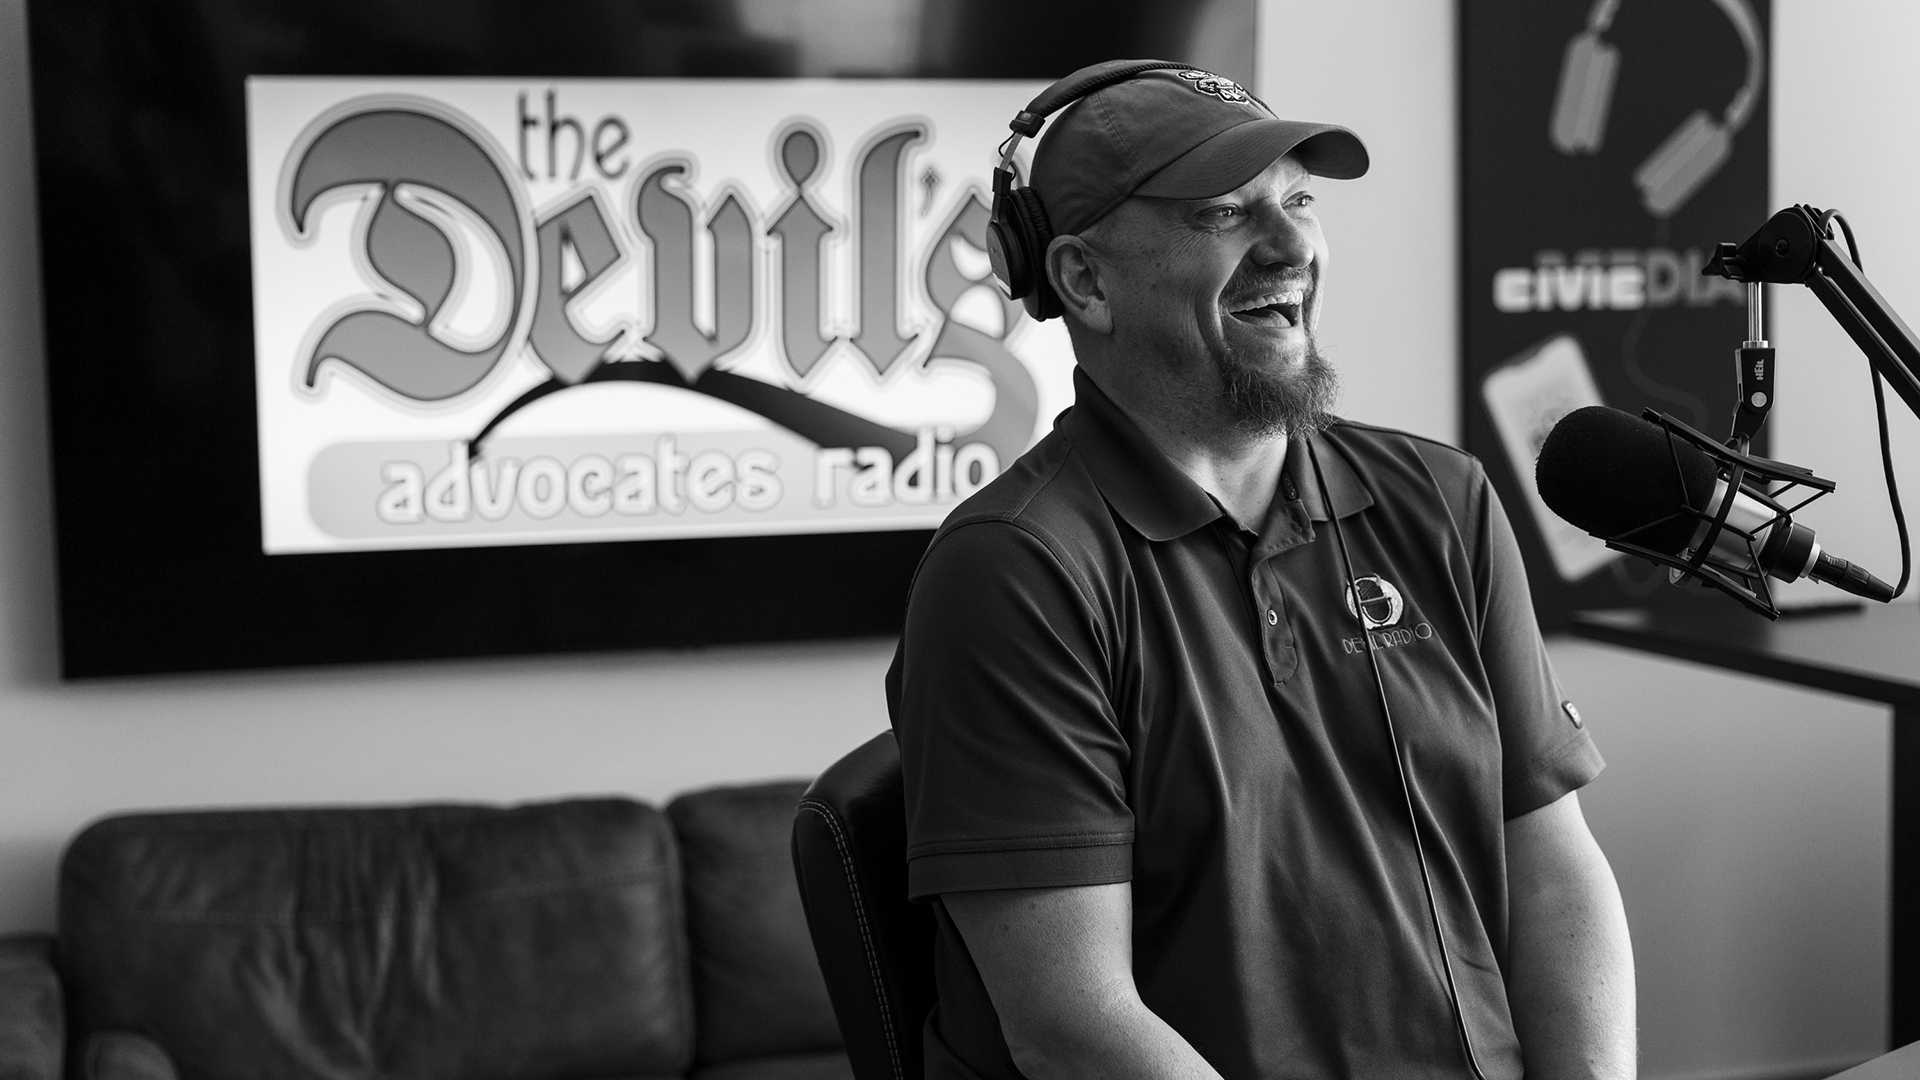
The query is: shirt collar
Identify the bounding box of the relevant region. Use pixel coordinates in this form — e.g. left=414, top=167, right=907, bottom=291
left=1289, top=426, right=1374, bottom=523
left=1060, top=367, right=1223, bottom=541
left=1057, top=367, right=1373, bottom=540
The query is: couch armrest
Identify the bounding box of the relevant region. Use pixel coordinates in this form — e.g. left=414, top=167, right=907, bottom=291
left=0, top=933, right=63, bottom=1080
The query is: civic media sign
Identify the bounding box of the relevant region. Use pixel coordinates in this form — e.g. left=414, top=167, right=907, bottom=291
left=1461, top=1, right=1768, bottom=626
left=246, top=78, right=1065, bottom=554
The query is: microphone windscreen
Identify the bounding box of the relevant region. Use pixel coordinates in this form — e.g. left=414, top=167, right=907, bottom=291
left=1534, top=406, right=1720, bottom=554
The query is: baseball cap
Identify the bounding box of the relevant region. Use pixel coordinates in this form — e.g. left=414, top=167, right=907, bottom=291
left=1030, top=63, right=1370, bottom=237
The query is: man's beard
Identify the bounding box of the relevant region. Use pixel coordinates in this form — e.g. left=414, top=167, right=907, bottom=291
left=1216, top=331, right=1340, bottom=438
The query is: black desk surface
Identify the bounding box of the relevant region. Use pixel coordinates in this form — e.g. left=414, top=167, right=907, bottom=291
left=1569, top=604, right=1920, bottom=710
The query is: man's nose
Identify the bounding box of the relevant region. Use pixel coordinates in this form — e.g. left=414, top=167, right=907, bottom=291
left=1251, top=211, right=1315, bottom=268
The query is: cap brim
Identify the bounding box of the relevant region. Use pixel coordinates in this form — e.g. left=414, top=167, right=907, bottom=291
left=1134, top=119, right=1370, bottom=199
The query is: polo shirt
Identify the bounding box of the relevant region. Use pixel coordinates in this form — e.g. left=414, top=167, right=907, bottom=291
left=886, top=367, right=1604, bottom=1080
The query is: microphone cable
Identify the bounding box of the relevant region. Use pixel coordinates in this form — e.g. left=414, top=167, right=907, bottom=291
left=1820, top=210, right=1911, bottom=600
left=1305, top=439, right=1490, bottom=1080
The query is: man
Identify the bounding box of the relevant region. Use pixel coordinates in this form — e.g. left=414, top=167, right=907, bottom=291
left=887, top=63, right=1634, bottom=1080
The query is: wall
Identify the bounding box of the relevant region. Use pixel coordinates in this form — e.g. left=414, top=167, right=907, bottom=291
left=1771, top=2, right=1920, bottom=597
left=1251, top=0, right=1457, bottom=444
left=0, top=2, right=1903, bottom=1079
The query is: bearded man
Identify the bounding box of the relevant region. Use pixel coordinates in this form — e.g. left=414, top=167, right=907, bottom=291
left=886, top=61, right=1635, bottom=1080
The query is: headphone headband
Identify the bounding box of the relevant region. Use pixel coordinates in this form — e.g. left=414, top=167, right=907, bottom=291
left=1020, top=60, right=1192, bottom=130
left=987, top=60, right=1196, bottom=320
left=999, top=59, right=1191, bottom=166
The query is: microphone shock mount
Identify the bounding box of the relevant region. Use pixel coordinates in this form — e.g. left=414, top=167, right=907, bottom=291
left=1606, top=410, right=1836, bottom=620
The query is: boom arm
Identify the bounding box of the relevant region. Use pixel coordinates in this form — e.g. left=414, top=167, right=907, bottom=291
left=1707, top=205, right=1920, bottom=423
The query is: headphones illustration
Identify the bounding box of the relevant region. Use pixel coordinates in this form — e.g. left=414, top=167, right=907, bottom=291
left=1549, top=0, right=1763, bottom=218
left=985, top=59, right=1193, bottom=322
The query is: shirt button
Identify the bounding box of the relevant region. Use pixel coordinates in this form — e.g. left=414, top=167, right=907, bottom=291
left=1266, top=608, right=1279, bottom=626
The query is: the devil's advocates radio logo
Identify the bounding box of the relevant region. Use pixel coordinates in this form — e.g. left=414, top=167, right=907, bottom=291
left=1340, top=574, right=1434, bottom=655
left=249, top=79, right=1059, bottom=553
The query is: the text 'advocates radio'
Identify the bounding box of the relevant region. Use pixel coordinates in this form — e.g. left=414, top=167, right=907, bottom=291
left=247, top=78, right=1070, bottom=554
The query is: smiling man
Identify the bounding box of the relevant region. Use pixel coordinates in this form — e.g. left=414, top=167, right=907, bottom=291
left=887, top=63, right=1635, bottom=1080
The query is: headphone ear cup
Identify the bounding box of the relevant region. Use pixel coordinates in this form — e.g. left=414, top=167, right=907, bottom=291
left=1635, top=110, right=1732, bottom=217
left=1011, top=187, right=1061, bottom=321
left=1550, top=30, right=1618, bottom=154
left=986, top=211, right=1032, bottom=306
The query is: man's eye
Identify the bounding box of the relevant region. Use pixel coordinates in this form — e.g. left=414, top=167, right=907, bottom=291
left=1289, top=193, right=1317, bottom=209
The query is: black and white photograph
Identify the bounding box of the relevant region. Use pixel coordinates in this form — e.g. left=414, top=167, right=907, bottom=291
left=1, top=3, right=1917, bottom=1079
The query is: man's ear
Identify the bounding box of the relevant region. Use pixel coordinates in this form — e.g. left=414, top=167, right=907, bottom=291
left=1046, top=234, right=1112, bottom=334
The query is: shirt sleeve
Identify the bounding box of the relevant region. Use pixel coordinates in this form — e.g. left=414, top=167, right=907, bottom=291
left=888, top=518, right=1134, bottom=901
left=1470, top=467, right=1605, bottom=819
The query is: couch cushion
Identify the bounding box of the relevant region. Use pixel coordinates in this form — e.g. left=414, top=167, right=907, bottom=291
left=691, top=1049, right=852, bottom=1080
left=667, top=783, right=841, bottom=1065
left=59, top=799, right=693, bottom=1080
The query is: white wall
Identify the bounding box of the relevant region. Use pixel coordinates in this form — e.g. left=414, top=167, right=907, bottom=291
left=1252, top=1, right=1457, bottom=444
left=1262, top=3, right=1896, bottom=1077
left=0, top=2, right=1904, bottom=1079
left=1771, top=2, right=1920, bottom=599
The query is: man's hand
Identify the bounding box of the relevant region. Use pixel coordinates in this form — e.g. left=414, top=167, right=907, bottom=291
left=1506, top=791, right=1636, bottom=1079
left=942, top=883, right=1225, bottom=1080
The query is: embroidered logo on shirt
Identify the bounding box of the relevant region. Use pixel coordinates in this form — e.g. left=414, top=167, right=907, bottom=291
left=1339, top=574, right=1435, bottom=656
left=1344, top=574, right=1405, bottom=629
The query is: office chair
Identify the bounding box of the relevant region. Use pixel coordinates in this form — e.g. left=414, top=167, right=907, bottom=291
left=792, top=732, right=937, bottom=1080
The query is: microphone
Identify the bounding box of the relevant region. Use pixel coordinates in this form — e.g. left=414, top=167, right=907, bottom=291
left=1536, top=406, right=1894, bottom=603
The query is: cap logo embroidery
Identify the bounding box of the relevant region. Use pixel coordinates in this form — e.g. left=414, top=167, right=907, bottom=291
left=1177, top=69, right=1250, bottom=103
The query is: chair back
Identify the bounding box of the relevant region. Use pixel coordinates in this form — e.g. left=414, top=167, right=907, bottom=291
left=791, top=732, right=936, bottom=1080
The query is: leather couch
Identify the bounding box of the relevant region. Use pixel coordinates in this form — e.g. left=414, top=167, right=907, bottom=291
left=0, top=782, right=850, bottom=1080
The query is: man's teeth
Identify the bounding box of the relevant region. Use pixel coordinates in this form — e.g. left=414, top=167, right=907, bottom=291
left=1229, top=290, right=1304, bottom=315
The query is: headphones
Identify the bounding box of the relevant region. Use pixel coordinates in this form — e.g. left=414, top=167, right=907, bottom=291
left=985, top=59, right=1193, bottom=322
left=1548, top=0, right=1763, bottom=218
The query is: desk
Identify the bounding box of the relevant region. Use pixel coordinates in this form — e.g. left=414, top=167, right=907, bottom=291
left=1829, top=1038, right=1920, bottom=1079
left=1569, top=604, right=1920, bottom=1048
